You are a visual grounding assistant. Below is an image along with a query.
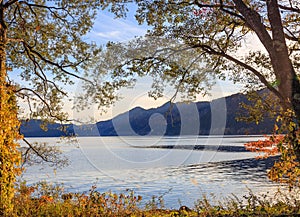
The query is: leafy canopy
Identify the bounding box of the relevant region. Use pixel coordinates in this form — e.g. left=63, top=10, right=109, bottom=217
left=5, top=0, right=129, bottom=122
left=99, top=0, right=300, bottom=110
left=95, top=0, right=300, bottom=187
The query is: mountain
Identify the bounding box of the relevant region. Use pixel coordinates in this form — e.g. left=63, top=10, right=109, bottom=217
left=21, top=92, right=276, bottom=137
left=20, top=119, right=74, bottom=137
left=93, top=92, right=275, bottom=136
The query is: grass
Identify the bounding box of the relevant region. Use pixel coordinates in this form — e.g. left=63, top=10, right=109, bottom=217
left=9, top=181, right=300, bottom=217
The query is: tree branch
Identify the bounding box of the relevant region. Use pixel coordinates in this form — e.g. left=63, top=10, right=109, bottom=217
left=284, top=27, right=299, bottom=42
left=267, top=0, right=287, bottom=43
left=19, top=1, right=76, bottom=21
left=190, top=43, right=284, bottom=102
left=278, top=3, right=300, bottom=13
left=23, top=43, right=67, bottom=97
left=193, top=0, right=245, bottom=21
left=233, top=0, right=274, bottom=55
left=22, top=138, right=51, bottom=163
left=16, top=87, right=71, bottom=122
left=21, top=41, right=94, bottom=85
left=3, top=0, right=18, bottom=8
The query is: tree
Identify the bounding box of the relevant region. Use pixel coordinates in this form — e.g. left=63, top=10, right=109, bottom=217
left=104, top=0, right=300, bottom=120
left=93, top=0, right=300, bottom=185
left=0, top=81, right=22, bottom=215
left=0, top=0, right=129, bottom=215
left=98, top=1, right=300, bottom=145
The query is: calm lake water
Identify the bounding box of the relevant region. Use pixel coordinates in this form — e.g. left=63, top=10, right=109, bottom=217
left=21, top=136, right=281, bottom=208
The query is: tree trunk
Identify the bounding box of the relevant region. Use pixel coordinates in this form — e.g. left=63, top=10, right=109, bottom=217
left=265, top=0, right=294, bottom=108
left=234, top=0, right=300, bottom=161
left=0, top=5, right=22, bottom=216
left=265, top=0, right=300, bottom=162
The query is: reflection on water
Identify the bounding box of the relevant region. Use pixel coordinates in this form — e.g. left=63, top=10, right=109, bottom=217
left=174, top=156, right=278, bottom=182
left=21, top=136, right=282, bottom=209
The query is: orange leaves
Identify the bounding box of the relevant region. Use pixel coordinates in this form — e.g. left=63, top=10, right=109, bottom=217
left=268, top=154, right=300, bottom=190
left=0, top=82, right=23, bottom=214
left=12, top=183, right=144, bottom=216
left=35, top=26, right=41, bottom=31
left=245, top=121, right=300, bottom=189
left=244, top=135, right=283, bottom=159
left=40, top=195, right=54, bottom=203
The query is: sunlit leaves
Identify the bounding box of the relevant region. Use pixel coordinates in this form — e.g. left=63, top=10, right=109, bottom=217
left=0, top=1, right=106, bottom=214
left=13, top=182, right=144, bottom=216
left=238, top=90, right=280, bottom=124
left=5, top=0, right=103, bottom=121
left=245, top=109, right=300, bottom=189
left=244, top=135, right=281, bottom=158
left=268, top=125, right=300, bottom=189
left=0, top=83, right=22, bottom=214
left=101, top=0, right=282, bottom=103
left=87, top=36, right=218, bottom=102
left=103, top=0, right=300, bottom=112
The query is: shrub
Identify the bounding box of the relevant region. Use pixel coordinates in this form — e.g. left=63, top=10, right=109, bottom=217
left=10, top=182, right=300, bottom=217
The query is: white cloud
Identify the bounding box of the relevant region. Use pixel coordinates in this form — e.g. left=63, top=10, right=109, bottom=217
left=86, top=12, right=147, bottom=44
left=95, top=31, right=122, bottom=39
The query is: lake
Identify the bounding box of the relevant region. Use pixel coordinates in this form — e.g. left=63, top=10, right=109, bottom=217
left=21, top=136, right=281, bottom=209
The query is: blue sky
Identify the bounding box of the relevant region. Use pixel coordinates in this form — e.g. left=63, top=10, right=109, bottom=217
left=87, top=12, right=147, bottom=45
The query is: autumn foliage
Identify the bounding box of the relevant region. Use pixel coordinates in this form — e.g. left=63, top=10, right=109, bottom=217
left=9, top=181, right=300, bottom=216
left=0, top=83, right=22, bottom=215
left=244, top=135, right=283, bottom=159
left=244, top=112, right=300, bottom=189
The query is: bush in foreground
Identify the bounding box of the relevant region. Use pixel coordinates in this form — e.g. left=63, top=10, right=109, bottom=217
left=9, top=182, right=300, bottom=217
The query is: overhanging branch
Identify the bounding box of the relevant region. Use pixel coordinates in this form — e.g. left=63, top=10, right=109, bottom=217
left=21, top=41, right=94, bottom=85
left=190, top=43, right=284, bottom=102
left=233, top=0, right=274, bottom=55
left=16, top=87, right=71, bottom=122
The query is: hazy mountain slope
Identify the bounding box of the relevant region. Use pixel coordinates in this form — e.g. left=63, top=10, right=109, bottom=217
left=21, top=92, right=275, bottom=137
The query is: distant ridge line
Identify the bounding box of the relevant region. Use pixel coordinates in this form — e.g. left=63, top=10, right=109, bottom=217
left=21, top=91, right=276, bottom=137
